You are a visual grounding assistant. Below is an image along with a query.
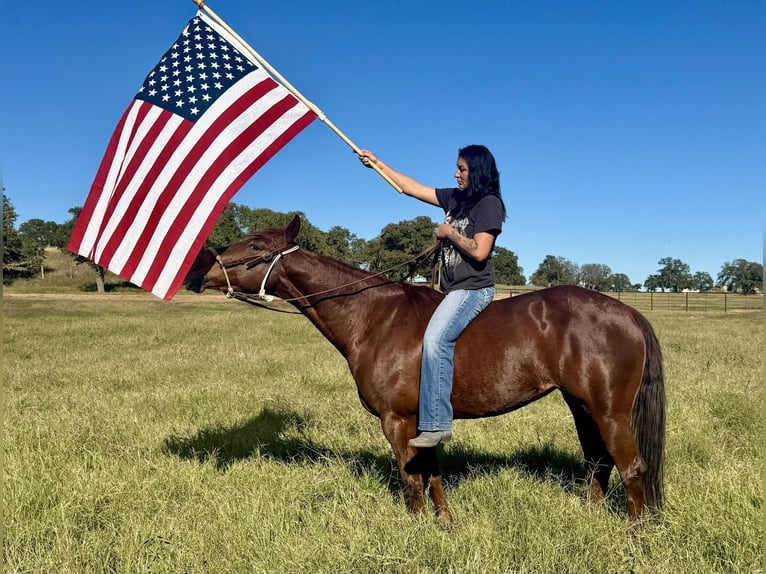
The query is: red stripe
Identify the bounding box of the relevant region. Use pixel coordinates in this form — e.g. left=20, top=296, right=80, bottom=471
left=95, top=110, right=192, bottom=270
left=118, top=77, right=283, bottom=283
left=160, top=107, right=316, bottom=300
left=67, top=104, right=136, bottom=255
left=144, top=95, right=315, bottom=291
left=141, top=92, right=316, bottom=293
left=117, top=78, right=283, bottom=281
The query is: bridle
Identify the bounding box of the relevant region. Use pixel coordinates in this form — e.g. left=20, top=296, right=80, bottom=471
left=209, top=239, right=441, bottom=310
left=212, top=243, right=300, bottom=303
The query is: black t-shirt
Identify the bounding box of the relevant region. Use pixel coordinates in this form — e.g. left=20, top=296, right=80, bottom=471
left=435, top=187, right=504, bottom=293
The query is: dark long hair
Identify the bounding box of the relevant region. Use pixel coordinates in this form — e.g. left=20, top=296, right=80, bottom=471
left=452, top=144, right=506, bottom=221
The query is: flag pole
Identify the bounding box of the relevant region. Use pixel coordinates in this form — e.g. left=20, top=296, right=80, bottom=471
left=192, top=0, right=403, bottom=193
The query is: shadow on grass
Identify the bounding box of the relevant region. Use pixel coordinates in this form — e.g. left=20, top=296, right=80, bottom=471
left=163, top=406, right=627, bottom=514
left=163, top=407, right=400, bottom=491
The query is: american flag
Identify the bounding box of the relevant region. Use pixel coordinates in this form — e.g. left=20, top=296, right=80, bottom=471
left=67, top=11, right=316, bottom=300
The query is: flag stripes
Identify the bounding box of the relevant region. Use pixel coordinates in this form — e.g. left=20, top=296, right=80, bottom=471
left=67, top=11, right=316, bottom=300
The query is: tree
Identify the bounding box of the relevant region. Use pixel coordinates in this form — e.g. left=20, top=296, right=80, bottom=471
left=579, top=263, right=612, bottom=291
left=691, top=271, right=714, bottom=292
left=364, top=216, right=437, bottom=279
left=18, top=218, right=60, bottom=247
left=206, top=203, right=244, bottom=247
left=609, top=273, right=634, bottom=292
left=324, top=225, right=366, bottom=267
left=643, top=274, right=661, bottom=292
left=18, top=218, right=62, bottom=277
left=717, top=259, right=763, bottom=294
left=530, top=255, right=578, bottom=287
left=60, top=206, right=108, bottom=293
left=3, top=192, right=23, bottom=267
left=652, top=257, right=693, bottom=292
left=492, top=246, right=525, bottom=285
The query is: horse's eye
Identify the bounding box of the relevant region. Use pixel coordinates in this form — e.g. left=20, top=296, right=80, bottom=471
left=249, top=244, right=258, bottom=251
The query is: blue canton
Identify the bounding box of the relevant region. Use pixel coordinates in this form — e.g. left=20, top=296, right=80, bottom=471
left=136, top=15, right=257, bottom=122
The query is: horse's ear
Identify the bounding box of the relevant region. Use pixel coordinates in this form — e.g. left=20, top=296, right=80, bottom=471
left=285, top=214, right=301, bottom=241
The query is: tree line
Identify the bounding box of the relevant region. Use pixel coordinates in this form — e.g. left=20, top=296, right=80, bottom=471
left=3, top=192, right=762, bottom=294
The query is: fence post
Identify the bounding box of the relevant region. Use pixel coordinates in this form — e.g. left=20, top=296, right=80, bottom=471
left=685, top=292, right=689, bottom=312
left=724, top=292, right=728, bottom=313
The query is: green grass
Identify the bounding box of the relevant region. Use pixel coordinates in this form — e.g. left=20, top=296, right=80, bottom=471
left=3, top=292, right=762, bottom=573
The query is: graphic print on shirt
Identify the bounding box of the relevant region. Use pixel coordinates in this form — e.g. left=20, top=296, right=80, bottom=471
left=442, top=211, right=470, bottom=282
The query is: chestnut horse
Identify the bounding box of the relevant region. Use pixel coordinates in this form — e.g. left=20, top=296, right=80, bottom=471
left=184, top=215, right=665, bottom=522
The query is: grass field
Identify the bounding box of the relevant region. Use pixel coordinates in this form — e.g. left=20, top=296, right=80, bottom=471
left=3, top=289, right=763, bottom=573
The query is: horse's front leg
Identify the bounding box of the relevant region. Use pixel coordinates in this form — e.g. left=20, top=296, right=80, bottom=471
left=380, top=413, right=425, bottom=514
left=380, top=413, right=452, bottom=524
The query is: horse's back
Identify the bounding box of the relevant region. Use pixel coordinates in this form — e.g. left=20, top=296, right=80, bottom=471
left=451, top=285, right=647, bottom=418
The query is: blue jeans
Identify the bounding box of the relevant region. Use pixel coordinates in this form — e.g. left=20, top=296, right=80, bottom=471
left=418, top=286, right=495, bottom=432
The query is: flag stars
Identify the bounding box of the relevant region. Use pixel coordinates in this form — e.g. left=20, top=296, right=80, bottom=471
left=137, top=17, right=257, bottom=122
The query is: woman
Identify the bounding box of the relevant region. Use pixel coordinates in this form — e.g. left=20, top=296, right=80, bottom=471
left=359, top=145, right=506, bottom=447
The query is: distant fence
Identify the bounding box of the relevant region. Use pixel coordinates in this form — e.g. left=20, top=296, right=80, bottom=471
left=503, top=287, right=763, bottom=313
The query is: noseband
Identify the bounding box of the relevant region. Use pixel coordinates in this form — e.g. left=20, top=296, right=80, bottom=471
left=212, top=244, right=300, bottom=302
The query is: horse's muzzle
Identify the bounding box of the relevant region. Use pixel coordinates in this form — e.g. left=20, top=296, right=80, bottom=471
left=183, top=248, right=218, bottom=293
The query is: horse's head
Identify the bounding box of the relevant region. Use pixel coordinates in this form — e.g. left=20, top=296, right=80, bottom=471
left=184, top=215, right=301, bottom=296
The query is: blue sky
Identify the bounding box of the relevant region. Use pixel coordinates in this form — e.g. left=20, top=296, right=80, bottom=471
left=2, top=0, right=763, bottom=286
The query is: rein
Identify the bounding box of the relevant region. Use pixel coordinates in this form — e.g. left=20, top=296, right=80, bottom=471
left=212, top=241, right=440, bottom=311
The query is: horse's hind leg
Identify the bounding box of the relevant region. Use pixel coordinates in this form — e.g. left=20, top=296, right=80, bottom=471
left=562, top=394, right=615, bottom=504
left=592, top=412, right=647, bottom=520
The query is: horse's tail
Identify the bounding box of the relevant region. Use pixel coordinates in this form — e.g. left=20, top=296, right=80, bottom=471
left=630, top=310, right=666, bottom=511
